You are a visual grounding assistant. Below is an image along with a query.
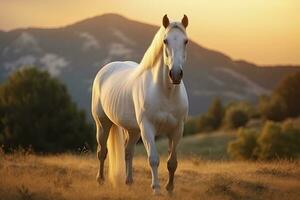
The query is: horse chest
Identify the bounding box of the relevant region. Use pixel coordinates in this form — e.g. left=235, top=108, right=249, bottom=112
left=154, top=110, right=178, bottom=128
left=144, top=90, right=186, bottom=131
left=146, top=99, right=180, bottom=131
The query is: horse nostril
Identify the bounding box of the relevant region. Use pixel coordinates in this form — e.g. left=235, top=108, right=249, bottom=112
left=179, top=70, right=183, bottom=78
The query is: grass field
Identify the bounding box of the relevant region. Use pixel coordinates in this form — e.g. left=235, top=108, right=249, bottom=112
left=1, top=132, right=300, bottom=200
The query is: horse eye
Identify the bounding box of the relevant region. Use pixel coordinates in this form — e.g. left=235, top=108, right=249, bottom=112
left=184, top=39, right=188, bottom=45
left=163, top=39, right=168, bottom=45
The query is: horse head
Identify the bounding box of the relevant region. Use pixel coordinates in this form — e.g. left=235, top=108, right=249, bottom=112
left=162, top=15, right=189, bottom=85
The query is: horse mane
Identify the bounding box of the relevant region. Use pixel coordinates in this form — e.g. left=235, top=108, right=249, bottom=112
left=138, top=26, right=165, bottom=71
left=138, top=22, right=186, bottom=73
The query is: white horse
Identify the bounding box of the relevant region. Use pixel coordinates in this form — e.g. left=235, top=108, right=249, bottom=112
left=91, top=14, right=189, bottom=194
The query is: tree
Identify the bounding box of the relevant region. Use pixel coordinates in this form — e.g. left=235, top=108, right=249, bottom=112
left=274, top=72, right=300, bottom=118
left=0, top=68, right=94, bottom=152
left=224, top=106, right=249, bottom=129
left=194, top=98, right=224, bottom=133
left=259, top=95, right=287, bottom=121
left=207, top=98, right=224, bottom=129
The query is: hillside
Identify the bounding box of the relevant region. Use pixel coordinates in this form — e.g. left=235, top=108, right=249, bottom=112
left=136, top=131, right=235, bottom=160
left=1, top=13, right=300, bottom=115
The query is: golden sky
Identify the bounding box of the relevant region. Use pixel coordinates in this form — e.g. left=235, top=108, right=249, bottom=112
left=1, top=0, right=299, bottom=65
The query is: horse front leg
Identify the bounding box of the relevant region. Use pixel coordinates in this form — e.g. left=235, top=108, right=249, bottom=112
left=139, top=119, right=160, bottom=194
left=165, top=123, right=183, bottom=193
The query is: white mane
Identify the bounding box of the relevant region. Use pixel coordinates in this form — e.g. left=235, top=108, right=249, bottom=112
left=139, top=26, right=165, bottom=71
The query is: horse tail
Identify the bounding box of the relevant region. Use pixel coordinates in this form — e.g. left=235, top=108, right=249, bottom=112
left=107, top=124, right=126, bottom=187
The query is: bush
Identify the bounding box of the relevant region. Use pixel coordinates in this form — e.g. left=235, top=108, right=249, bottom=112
left=227, top=128, right=258, bottom=160
left=197, top=113, right=216, bottom=132
left=183, top=98, right=224, bottom=135
left=183, top=117, right=198, bottom=136
left=207, top=98, right=224, bottom=129
left=224, top=106, right=249, bottom=129
left=184, top=114, right=216, bottom=135
left=259, top=95, right=287, bottom=121
left=281, top=120, right=300, bottom=155
left=0, top=68, right=94, bottom=153
left=233, top=102, right=259, bottom=119
left=256, top=121, right=300, bottom=160
left=228, top=120, right=300, bottom=160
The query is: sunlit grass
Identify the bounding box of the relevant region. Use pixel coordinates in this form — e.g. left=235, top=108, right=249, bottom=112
left=1, top=148, right=299, bottom=200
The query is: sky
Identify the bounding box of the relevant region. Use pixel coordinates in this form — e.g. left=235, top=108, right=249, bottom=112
left=0, top=0, right=299, bottom=65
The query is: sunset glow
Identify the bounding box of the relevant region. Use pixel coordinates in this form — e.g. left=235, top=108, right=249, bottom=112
left=1, top=0, right=299, bottom=65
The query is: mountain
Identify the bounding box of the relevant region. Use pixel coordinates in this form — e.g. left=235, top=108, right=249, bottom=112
left=1, top=13, right=300, bottom=116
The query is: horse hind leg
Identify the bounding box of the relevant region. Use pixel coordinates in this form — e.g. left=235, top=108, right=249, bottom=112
left=93, top=111, right=112, bottom=184
left=125, top=130, right=140, bottom=185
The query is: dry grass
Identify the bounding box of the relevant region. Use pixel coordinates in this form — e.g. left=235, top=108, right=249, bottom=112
left=0, top=151, right=299, bottom=200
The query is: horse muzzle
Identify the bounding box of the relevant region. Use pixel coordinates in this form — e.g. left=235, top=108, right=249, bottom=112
left=169, top=69, right=183, bottom=85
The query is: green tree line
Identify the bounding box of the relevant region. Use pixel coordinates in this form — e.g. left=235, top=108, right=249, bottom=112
left=0, top=68, right=94, bottom=153
left=184, top=72, right=300, bottom=135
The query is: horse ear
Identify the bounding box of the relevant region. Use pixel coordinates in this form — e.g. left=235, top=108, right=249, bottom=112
left=181, top=14, right=189, bottom=28
left=162, top=14, right=170, bottom=28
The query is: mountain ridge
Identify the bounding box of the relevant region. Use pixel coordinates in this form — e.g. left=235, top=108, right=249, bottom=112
left=1, top=13, right=299, bottom=115
left=2, top=13, right=298, bottom=68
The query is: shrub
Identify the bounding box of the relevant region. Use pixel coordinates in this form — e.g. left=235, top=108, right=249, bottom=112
left=183, top=117, right=198, bottom=135
left=257, top=121, right=300, bottom=160
left=183, top=98, right=224, bottom=135
left=0, top=68, right=94, bottom=153
left=197, top=113, right=216, bottom=132
left=228, top=120, right=300, bottom=160
left=281, top=120, right=300, bottom=155
left=227, top=128, right=258, bottom=160
left=207, top=98, right=224, bottom=129
left=224, top=106, right=249, bottom=129
left=259, top=95, right=287, bottom=121
left=184, top=114, right=216, bottom=135
left=234, top=102, right=259, bottom=119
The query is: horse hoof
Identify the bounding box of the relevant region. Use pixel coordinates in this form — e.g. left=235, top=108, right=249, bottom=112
left=153, top=188, right=161, bottom=196
left=167, top=191, right=173, bottom=197
left=96, top=176, right=105, bottom=185
left=126, top=179, right=133, bottom=185
left=165, top=184, right=174, bottom=193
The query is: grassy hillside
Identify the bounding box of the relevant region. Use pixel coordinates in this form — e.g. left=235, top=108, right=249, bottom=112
left=1, top=134, right=300, bottom=200
left=136, top=131, right=236, bottom=160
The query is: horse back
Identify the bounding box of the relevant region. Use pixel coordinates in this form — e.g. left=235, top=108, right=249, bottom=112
left=93, top=61, right=140, bottom=129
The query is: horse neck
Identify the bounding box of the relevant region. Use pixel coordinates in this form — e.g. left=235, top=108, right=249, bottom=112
left=150, top=54, right=179, bottom=96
